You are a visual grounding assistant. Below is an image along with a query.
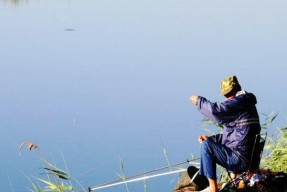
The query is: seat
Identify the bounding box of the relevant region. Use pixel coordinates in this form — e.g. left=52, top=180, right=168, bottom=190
left=248, top=132, right=267, bottom=172
left=219, top=132, right=267, bottom=191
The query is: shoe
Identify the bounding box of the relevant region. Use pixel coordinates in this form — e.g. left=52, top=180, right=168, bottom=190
left=199, top=187, right=211, bottom=192
left=193, top=187, right=218, bottom=192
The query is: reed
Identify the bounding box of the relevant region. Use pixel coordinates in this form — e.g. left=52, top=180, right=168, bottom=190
left=20, top=112, right=287, bottom=191
left=19, top=141, right=75, bottom=192
left=261, top=119, right=287, bottom=172
left=117, top=156, right=130, bottom=192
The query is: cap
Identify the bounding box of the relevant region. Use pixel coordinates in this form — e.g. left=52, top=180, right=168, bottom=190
left=220, top=75, right=241, bottom=96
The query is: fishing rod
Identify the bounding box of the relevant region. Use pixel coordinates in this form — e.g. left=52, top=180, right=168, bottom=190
left=80, top=158, right=200, bottom=192
left=88, top=169, right=186, bottom=191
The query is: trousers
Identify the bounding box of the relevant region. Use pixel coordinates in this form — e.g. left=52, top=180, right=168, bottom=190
left=199, top=138, right=248, bottom=180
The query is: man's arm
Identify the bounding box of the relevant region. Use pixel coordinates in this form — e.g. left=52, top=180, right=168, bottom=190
left=190, top=95, right=237, bottom=125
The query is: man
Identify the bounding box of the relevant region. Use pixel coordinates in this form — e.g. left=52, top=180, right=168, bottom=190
left=189, top=75, right=261, bottom=192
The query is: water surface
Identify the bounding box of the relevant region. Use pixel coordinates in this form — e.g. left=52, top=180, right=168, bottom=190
left=0, top=0, right=287, bottom=191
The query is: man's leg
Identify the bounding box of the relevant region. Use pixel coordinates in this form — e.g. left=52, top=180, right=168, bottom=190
left=208, top=178, right=217, bottom=192
left=200, top=139, right=218, bottom=191
left=199, top=139, right=244, bottom=192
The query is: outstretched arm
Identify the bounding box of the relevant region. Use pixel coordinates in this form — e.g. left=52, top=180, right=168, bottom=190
left=190, top=95, right=238, bottom=125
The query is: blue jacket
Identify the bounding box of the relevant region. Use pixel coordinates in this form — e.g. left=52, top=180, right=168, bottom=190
left=197, top=91, right=261, bottom=162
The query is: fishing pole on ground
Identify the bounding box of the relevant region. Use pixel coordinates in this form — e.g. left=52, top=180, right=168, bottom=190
left=79, top=158, right=200, bottom=192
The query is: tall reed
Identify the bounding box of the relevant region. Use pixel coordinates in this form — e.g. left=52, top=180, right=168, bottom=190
left=19, top=141, right=76, bottom=192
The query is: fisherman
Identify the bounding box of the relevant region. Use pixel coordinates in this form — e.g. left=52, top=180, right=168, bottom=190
left=189, top=75, right=261, bottom=192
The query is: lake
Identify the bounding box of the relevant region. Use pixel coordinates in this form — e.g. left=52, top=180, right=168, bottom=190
left=0, top=0, right=287, bottom=191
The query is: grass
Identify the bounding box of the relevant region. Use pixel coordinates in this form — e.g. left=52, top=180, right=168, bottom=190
left=20, top=144, right=181, bottom=192
left=20, top=112, right=287, bottom=191
left=261, top=120, right=287, bottom=172
left=19, top=141, right=76, bottom=192
left=117, top=156, right=130, bottom=192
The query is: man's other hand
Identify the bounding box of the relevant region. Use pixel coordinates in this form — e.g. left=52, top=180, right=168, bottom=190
left=198, top=135, right=208, bottom=144
left=190, top=95, right=198, bottom=105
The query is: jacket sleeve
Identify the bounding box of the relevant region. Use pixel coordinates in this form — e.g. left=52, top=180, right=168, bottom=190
left=197, top=96, right=238, bottom=125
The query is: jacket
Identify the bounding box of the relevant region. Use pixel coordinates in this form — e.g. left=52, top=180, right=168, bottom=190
left=197, top=91, right=261, bottom=162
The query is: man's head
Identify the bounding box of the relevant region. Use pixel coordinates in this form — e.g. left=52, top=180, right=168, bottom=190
left=220, top=75, right=241, bottom=98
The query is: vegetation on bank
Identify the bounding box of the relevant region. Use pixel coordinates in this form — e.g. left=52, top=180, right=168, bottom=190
left=19, top=112, right=287, bottom=191
left=19, top=141, right=77, bottom=192
left=261, top=113, right=287, bottom=173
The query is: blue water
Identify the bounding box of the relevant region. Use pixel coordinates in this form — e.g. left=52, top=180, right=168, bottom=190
left=1, top=0, right=287, bottom=191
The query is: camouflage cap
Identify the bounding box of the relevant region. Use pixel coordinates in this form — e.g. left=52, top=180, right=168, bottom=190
left=220, top=75, right=241, bottom=96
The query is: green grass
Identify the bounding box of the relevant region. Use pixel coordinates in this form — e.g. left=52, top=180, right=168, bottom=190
left=117, top=156, right=130, bottom=192
left=261, top=122, right=287, bottom=172
left=19, top=141, right=76, bottom=192
left=20, top=112, right=287, bottom=191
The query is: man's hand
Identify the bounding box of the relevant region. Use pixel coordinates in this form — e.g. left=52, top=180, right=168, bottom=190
left=198, top=135, right=208, bottom=144
left=190, top=95, right=198, bottom=105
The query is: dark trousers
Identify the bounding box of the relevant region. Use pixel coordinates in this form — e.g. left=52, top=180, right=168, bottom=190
left=199, top=138, right=247, bottom=180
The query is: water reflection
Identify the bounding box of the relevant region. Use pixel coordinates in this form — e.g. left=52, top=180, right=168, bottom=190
left=0, top=0, right=29, bottom=5
left=0, top=0, right=71, bottom=5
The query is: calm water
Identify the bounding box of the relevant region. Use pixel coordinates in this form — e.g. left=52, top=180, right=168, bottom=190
left=1, top=0, right=287, bottom=191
